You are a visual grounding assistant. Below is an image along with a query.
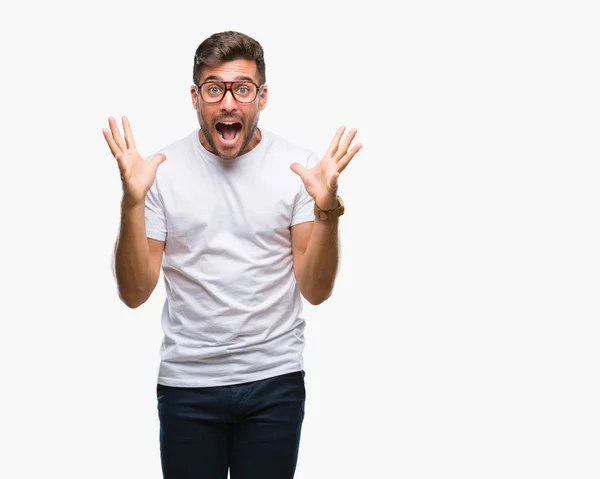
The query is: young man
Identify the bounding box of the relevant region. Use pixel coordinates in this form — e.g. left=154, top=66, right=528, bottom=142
left=103, top=31, right=361, bottom=479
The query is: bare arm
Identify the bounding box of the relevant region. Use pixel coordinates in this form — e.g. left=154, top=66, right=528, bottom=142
left=290, top=126, right=361, bottom=305
left=113, top=201, right=165, bottom=308
left=292, top=220, right=339, bottom=305
left=103, top=116, right=167, bottom=308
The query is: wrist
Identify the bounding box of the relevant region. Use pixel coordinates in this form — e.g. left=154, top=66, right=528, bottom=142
left=314, top=195, right=345, bottom=221
left=315, top=196, right=339, bottom=211
left=121, top=194, right=145, bottom=211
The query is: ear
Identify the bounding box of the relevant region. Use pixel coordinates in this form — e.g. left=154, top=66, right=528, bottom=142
left=191, top=85, right=199, bottom=110
left=258, top=85, right=268, bottom=111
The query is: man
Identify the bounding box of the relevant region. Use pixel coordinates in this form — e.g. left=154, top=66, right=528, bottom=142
left=103, top=31, right=361, bottom=479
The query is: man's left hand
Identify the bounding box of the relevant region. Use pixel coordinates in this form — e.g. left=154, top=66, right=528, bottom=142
left=290, top=126, right=362, bottom=210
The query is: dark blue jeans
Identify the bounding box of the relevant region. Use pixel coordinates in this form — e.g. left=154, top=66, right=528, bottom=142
left=156, top=370, right=306, bottom=479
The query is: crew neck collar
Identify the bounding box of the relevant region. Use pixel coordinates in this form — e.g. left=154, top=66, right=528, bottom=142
left=194, top=128, right=266, bottom=165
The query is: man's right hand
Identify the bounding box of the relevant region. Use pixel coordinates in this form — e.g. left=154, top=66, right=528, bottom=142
left=103, top=116, right=167, bottom=207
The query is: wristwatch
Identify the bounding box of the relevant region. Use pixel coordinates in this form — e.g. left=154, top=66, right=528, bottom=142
left=314, top=196, right=345, bottom=220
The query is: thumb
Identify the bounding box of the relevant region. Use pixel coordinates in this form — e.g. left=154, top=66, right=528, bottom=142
left=290, top=162, right=308, bottom=181
left=150, top=153, right=167, bottom=170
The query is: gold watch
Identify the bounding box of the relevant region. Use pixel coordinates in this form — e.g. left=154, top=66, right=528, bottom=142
left=314, top=196, right=345, bottom=220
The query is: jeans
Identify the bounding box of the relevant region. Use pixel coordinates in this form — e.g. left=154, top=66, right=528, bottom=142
left=156, top=370, right=306, bottom=479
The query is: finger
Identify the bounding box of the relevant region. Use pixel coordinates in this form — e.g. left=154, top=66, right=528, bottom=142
left=326, top=125, right=346, bottom=158
left=334, top=128, right=358, bottom=162
left=328, top=171, right=340, bottom=190
left=122, top=116, right=136, bottom=150
left=150, top=153, right=167, bottom=171
left=290, top=162, right=309, bottom=182
left=102, top=128, right=121, bottom=157
left=108, top=116, right=127, bottom=152
left=335, top=143, right=362, bottom=174
left=114, top=151, right=128, bottom=177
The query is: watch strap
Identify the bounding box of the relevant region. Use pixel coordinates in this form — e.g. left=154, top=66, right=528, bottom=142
left=314, top=196, right=345, bottom=220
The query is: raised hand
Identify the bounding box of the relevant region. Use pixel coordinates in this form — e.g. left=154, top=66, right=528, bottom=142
left=103, top=116, right=166, bottom=207
left=290, top=126, right=362, bottom=211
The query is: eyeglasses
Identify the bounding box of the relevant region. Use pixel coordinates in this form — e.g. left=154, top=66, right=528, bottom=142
left=195, top=81, right=263, bottom=104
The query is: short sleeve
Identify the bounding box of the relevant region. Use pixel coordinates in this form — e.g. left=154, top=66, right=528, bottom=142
left=145, top=176, right=167, bottom=241
left=291, top=152, right=320, bottom=226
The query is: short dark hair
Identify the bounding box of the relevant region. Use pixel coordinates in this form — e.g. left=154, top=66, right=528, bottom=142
left=193, top=31, right=266, bottom=86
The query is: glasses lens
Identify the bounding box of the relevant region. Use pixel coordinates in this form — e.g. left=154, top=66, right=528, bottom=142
left=231, top=82, right=258, bottom=103
left=200, top=82, right=258, bottom=103
left=200, top=83, right=225, bottom=102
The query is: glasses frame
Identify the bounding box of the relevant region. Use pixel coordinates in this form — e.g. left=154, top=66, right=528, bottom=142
left=195, top=80, right=264, bottom=104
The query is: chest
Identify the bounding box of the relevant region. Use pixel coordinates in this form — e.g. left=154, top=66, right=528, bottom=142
left=161, top=162, right=298, bottom=249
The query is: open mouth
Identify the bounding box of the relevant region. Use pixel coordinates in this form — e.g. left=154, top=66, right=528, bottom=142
left=215, top=121, right=243, bottom=144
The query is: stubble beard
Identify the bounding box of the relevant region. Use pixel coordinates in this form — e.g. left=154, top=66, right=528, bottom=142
left=197, top=104, right=260, bottom=160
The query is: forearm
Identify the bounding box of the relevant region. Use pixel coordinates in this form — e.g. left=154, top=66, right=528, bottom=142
left=296, top=217, right=340, bottom=305
left=114, top=199, right=154, bottom=308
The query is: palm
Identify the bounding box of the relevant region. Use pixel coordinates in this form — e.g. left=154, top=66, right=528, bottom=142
left=118, top=147, right=160, bottom=199
left=300, top=156, right=342, bottom=208
left=291, top=126, right=362, bottom=210
left=103, top=116, right=166, bottom=205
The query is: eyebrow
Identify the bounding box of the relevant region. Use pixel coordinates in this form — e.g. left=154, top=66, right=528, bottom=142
left=203, top=75, right=256, bottom=83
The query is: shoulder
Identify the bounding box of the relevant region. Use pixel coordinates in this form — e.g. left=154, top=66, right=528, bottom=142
left=144, top=130, right=198, bottom=178
left=261, top=129, right=318, bottom=167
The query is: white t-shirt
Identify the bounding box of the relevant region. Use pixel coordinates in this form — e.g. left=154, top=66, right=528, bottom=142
left=145, top=128, right=319, bottom=387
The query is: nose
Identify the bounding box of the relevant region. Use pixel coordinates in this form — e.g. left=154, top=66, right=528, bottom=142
left=220, top=88, right=238, bottom=112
